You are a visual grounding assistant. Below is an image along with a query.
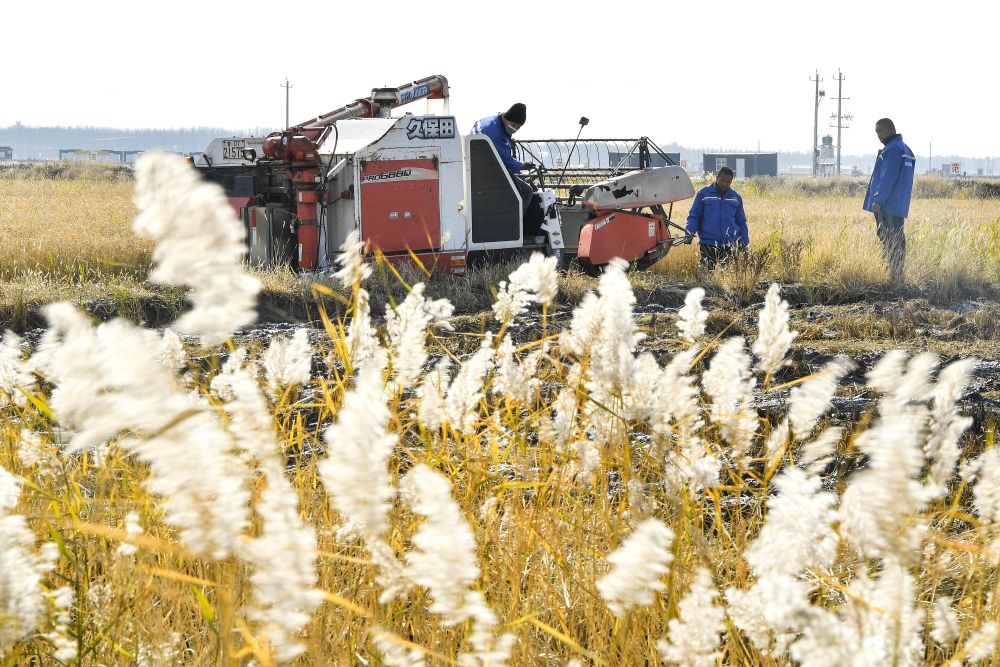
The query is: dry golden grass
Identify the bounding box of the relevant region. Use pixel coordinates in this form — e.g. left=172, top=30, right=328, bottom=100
left=0, top=169, right=998, bottom=332
left=656, top=178, right=1000, bottom=300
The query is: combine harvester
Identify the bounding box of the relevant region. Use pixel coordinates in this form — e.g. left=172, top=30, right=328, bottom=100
left=192, top=75, right=695, bottom=274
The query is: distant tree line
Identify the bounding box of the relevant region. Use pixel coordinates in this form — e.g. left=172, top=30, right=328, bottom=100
left=0, top=123, right=278, bottom=160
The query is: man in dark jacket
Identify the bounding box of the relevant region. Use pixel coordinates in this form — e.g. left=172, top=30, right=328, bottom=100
left=685, top=166, right=749, bottom=268
left=863, top=118, right=915, bottom=284
left=471, top=103, right=536, bottom=213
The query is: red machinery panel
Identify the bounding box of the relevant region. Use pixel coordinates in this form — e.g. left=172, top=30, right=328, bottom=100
left=360, top=159, right=440, bottom=253
left=578, top=210, right=667, bottom=266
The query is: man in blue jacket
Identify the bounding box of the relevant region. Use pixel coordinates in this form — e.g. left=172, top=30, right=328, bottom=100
left=471, top=103, right=537, bottom=213
left=863, top=118, right=915, bottom=284
left=685, top=166, right=749, bottom=268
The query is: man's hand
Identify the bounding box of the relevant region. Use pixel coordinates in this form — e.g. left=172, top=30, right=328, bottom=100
left=521, top=162, right=537, bottom=172
left=680, top=235, right=693, bottom=245
left=872, top=202, right=882, bottom=215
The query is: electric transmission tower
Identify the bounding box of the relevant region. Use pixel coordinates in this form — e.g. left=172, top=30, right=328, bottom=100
left=828, top=70, right=853, bottom=175
left=811, top=71, right=825, bottom=177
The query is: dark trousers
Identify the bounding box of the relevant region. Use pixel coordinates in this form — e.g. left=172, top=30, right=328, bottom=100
left=699, top=244, right=738, bottom=269
left=874, top=211, right=906, bottom=283
left=513, top=176, right=534, bottom=215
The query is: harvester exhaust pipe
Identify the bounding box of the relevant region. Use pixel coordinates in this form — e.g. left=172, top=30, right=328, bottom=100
left=372, top=88, right=399, bottom=119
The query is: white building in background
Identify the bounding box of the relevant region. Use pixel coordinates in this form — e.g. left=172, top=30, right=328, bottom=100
left=58, top=149, right=142, bottom=163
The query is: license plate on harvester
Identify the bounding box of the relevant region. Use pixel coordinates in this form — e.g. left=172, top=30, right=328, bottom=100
left=222, top=140, right=246, bottom=159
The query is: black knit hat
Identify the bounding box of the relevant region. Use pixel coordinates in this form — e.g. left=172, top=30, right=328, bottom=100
left=504, top=103, right=526, bottom=125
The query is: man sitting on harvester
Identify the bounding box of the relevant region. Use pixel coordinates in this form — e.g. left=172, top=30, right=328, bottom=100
left=471, top=103, right=537, bottom=214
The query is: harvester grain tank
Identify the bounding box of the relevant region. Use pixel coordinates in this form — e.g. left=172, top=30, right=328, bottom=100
left=192, top=75, right=695, bottom=273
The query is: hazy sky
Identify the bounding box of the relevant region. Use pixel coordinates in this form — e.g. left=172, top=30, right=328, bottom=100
left=3, top=0, right=996, bottom=160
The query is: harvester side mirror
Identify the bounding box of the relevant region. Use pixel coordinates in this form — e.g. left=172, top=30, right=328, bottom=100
left=241, top=148, right=257, bottom=162
left=579, top=117, right=589, bottom=127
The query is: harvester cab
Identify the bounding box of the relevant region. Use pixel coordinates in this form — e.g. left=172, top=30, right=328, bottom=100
left=191, top=75, right=696, bottom=275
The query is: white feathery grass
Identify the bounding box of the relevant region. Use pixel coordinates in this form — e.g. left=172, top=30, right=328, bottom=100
left=493, top=335, right=545, bottom=403
left=132, top=152, right=260, bottom=345
left=929, top=595, right=960, bottom=646
left=971, top=447, right=1000, bottom=531
left=346, top=287, right=385, bottom=369
left=866, top=560, right=923, bottom=666
left=0, top=465, right=57, bottom=656
left=243, top=458, right=323, bottom=663
left=262, top=328, right=313, bottom=386
left=319, top=364, right=408, bottom=601
left=320, top=364, right=398, bottom=540
left=596, top=518, right=674, bottom=617
left=788, top=358, right=851, bottom=438
left=36, top=303, right=251, bottom=559
left=925, top=358, right=977, bottom=497
left=744, top=466, right=837, bottom=578
left=156, top=329, right=187, bottom=372
left=333, top=229, right=373, bottom=288
left=961, top=620, right=999, bottom=662
left=583, top=259, right=643, bottom=401
left=544, top=388, right=578, bottom=449
left=492, top=253, right=558, bottom=324
left=416, top=357, right=452, bottom=431
left=45, top=586, right=77, bottom=663
left=386, top=283, right=454, bottom=390
left=655, top=350, right=703, bottom=440
left=753, top=283, right=797, bottom=376
left=372, top=627, right=426, bottom=667
left=443, top=336, right=494, bottom=434
left=656, top=567, right=724, bottom=667
left=559, top=291, right=601, bottom=357
left=798, top=426, right=844, bottom=473
left=569, top=439, right=601, bottom=477
left=510, top=252, right=558, bottom=307
left=623, top=353, right=662, bottom=423
left=212, top=350, right=277, bottom=459
left=117, top=511, right=143, bottom=557
left=667, top=441, right=722, bottom=494
left=764, top=418, right=790, bottom=469
left=401, top=464, right=513, bottom=665
left=0, top=331, right=30, bottom=406
left=838, top=409, right=929, bottom=561
left=725, top=573, right=809, bottom=655
left=702, top=337, right=758, bottom=456
left=868, top=351, right=938, bottom=417
left=676, top=287, right=708, bottom=343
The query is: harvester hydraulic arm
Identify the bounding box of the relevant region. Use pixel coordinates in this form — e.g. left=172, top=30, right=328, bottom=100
left=262, top=75, right=449, bottom=160
left=261, top=75, right=449, bottom=270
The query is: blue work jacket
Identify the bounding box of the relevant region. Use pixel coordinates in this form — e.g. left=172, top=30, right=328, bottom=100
left=685, top=184, right=749, bottom=247
left=470, top=113, right=525, bottom=174
left=864, top=134, right=916, bottom=218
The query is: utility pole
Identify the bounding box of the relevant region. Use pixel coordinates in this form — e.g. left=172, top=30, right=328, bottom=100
left=929, top=142, right=933, bottom=175
left=281, top=77, right=293, bottom=128
left=810, top=71, right=824, bottom=177
left=828, top=70, right=852, bottom=176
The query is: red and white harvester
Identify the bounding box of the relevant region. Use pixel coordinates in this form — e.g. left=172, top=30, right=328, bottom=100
left=192, top=75, right=695, bottom=273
